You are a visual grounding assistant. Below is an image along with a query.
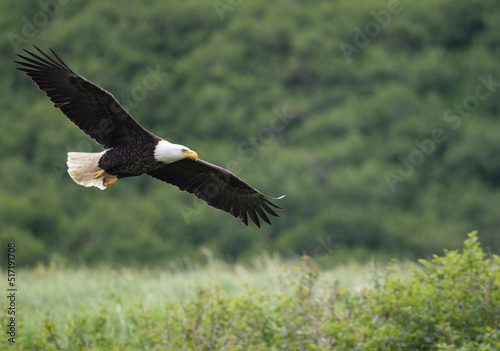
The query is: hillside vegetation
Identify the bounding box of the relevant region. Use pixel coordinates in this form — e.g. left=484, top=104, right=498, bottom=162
left=1, top=0, right=500, bottom=265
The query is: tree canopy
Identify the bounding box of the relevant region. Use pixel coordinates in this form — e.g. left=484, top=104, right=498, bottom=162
left=2, top=0, right=500, bottom=266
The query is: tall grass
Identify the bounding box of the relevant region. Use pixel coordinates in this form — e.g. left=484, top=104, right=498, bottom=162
left=8, top=251, right=381, bottom=343
left=3, top=234, right=499, bottom=349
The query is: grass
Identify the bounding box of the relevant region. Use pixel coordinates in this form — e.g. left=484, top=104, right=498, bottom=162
left=4, top=234, right=498, bottom=350
left=7, top=251, right=385, bottom=344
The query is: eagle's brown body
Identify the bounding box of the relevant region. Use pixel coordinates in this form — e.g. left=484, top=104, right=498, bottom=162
left=98, top=137, right=163, bottom=178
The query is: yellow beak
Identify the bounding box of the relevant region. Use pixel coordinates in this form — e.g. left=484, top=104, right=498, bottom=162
left=183, top=150, right=198, bottom=161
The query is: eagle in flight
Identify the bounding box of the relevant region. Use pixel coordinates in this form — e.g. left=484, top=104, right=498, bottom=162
left=16, top=46, right=283, bottom=227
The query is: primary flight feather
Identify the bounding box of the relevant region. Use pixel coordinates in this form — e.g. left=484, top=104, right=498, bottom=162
left=15, top=46, right=283, bottom=227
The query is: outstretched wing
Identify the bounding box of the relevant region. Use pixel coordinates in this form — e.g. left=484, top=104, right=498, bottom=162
left=147, top=159, right=284, bottom=227
left=15, top=46, right=154, bottom=148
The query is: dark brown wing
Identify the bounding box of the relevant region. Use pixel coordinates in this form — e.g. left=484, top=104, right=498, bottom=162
left=147, top=159, right=284, bottom=227
left=15, top=45, right=154, bottom=148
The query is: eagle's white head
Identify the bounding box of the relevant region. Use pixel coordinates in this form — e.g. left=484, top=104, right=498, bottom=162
left=154, top=139, right=198, bottom=164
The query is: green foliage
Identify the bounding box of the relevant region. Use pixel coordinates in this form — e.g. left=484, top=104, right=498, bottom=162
left=343, top=231, right=500, bottom=350
left=2, top=0, right=500, bottom=265
left=2, top=232, right=499, bottom=349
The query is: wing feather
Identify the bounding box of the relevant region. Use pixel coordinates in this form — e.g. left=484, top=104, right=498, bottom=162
left=252, top=200, right=271, bottom=226
left=260, top=201, right=279, bottom=217
left=147, top=159, right=283, bottom=227
left=221, top=189, right=232, bottom=213
left=239, top=204, right=249, bottom=226
left=230, top=192, right=240, bottom=218
left=246, top=204, right=260, bottom=229
left=15, top=46, right=155, bottom=148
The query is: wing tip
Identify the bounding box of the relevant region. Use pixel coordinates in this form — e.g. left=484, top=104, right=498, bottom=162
left=263, top=195, right=285, bottom=211
left=15, top=45, right=74, bottom=74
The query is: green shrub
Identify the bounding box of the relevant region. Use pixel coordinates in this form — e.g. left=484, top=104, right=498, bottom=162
left=330, top=231, right=500, bottom=350
left=2, top=232, right=499, bottom=350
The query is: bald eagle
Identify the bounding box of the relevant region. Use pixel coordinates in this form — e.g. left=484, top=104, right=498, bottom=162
left=16, top=46, right=283, bottom=227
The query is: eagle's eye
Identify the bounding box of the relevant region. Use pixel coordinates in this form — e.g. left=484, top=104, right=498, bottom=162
left=181, top=148, right=187, bottom=153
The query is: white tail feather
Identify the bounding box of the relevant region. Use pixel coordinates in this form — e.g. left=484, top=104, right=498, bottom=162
left=67, top=151, right=108, bottom=190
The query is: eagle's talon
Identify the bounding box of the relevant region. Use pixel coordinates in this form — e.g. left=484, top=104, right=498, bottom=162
left=93, top=169, right=106, bottom=179
left=103, top=176, right=118, bottom=188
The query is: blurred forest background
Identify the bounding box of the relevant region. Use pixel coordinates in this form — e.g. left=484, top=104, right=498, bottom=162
left=1, top=0, right=500, bottom=267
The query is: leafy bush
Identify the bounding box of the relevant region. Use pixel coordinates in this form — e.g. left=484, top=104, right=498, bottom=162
left=2, top=232, right=499, bottom=350
left=332, top=231, right=500, bottom=350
